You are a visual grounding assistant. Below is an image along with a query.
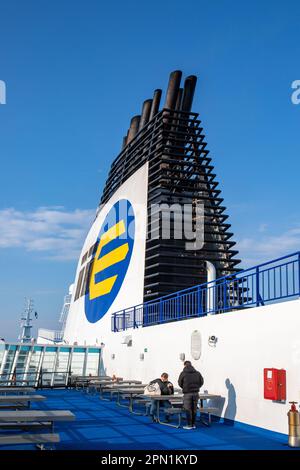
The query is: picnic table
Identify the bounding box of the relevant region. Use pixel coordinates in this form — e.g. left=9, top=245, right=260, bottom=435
left=0, top=432, right=60, bottom=449
left=115, top=387, right=148, bottom=413
left=0, top=409, right=75, bottom=432
left=73, top=375, right=111, bottom=380
left=141, top=393, right=221, bottom=427
left=99, top=381, right=142, bottom=389
left=86, top=378, right=124, bottom=393
left=98, top=381, right=142, bottom=399
left=0, top=394, right=46, bottom=409
left=0, top=409, right=75, bottom=449
left=74, top=376, right=115, bottom=391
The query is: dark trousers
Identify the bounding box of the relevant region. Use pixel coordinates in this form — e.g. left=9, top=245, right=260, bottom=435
left=183, top=393, right=199, bottom=426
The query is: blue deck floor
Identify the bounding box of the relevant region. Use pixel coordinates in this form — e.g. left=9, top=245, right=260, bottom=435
left=0, top=389, right=293, bottom=450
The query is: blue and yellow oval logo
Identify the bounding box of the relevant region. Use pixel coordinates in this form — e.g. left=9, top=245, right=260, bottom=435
left=84, top=199, right=135, bottom=323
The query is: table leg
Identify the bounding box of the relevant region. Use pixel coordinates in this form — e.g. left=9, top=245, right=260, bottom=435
left=100, top=388, right=110, bottom=401
left=157, top=400, right=161, bottom=423
left=156, top=400, right=181, bottom=428
left=117, top=392, right=130, bottom=408
left=199, top=398, right=209, bottom=426
left=130, top=395, right=143, bottom=415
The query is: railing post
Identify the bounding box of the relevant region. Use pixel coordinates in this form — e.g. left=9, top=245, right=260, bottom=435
left=122, top=309, right=126, bottom=331
left=176, top=293, right=180, bottom=319
left=256, top=267, right=260, bottom=307
left=39, top=368, right=43, bottom=390
left=133, top=306, right=136, bottom=329
left=159, top=299, right=163, bottom=323
left=197, top=286, right=202, bottom=316
left=223, top=280, right=227, bottom=312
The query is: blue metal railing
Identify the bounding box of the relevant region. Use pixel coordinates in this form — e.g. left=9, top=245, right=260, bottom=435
left=111, top=251, right=300, bottom=332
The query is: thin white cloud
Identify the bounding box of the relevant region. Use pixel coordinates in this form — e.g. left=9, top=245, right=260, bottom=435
left=258, top=223, right=268, bottom=233
left=0, top=207, right=95, bottom=261
left=237, top=225, right=300, bottom=267
left=1, top=207, right=299, bottom=267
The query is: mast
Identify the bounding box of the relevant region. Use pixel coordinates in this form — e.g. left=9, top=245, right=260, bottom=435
left=19, top=298, right=34, bottom=343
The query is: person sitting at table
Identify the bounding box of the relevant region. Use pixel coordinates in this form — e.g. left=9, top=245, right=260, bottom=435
left=148, top=373, right=174, bottom=422
left=178, top=360, right=204, bottom=430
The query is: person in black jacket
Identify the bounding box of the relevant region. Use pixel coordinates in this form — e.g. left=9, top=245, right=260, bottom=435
left=149, top=373, right=174, bottom=422
left=178, top=361, right=204, bottom=429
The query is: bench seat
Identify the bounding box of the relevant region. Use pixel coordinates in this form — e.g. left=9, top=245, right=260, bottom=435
left=0, top=421, right=52, bottom=430
left=198, top=407, right=219, bottom=414
left=0, top=433, right=60, bottom=448
left=0, top=410, right=75, bottom=422
left=163, top=405, right=219, bottom=427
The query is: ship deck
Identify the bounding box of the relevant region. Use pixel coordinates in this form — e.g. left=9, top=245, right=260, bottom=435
left=0, top=389, right=294, bottom=451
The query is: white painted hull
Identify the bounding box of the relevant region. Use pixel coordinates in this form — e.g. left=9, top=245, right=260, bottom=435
left=65, top=297, right=300, bottom=434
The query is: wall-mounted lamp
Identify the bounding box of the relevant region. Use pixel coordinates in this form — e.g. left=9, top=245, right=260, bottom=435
left=121, top=335, right=132, bottom=347
left=179, top=353, right=185, bottom=361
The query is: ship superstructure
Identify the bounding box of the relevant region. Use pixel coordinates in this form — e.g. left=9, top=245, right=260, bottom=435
left=61, top=71, right=300, bottom=436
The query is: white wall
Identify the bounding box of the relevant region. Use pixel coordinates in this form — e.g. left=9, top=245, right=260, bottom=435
left=100, top=298, right=300, bottom=434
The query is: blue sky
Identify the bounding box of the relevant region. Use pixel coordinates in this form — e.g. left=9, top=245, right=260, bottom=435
left=0, top=0, right=299, bottom=341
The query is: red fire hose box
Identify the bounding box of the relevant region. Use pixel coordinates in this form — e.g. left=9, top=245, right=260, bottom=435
left=264, top=368, right=286, bottom=401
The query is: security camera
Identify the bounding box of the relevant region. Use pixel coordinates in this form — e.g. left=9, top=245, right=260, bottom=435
left=208, top=335, right=218, bottom=346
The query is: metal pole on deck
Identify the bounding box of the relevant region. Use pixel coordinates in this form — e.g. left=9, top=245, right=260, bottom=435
left=206, top=261, right=216, bottom=314
left=122, top=310, right=126, bottom=331
left=256, top=267, right=260, bottom=307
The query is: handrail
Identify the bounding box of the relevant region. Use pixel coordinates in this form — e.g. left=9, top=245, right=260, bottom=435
left=0, top=370, right=72, bottom=389
left=111, top=251, right=300, bottom=332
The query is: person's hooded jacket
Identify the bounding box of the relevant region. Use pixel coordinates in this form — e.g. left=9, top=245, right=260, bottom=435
left=178, top=365, right=203, bottom=394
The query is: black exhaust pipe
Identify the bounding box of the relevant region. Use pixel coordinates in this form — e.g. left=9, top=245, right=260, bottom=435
left=164, top=70, right=182, bottom=110
left=181, top=75, right=197, bottom=112
left=149, top=89, right=162, bottom=120
left=122, top=72, right=197, bottom=149
left=127, top=115, right=141, bottom=143
left=175, top=87, right=183, bottom=110
left=139, top=99, right=152, bottom=131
